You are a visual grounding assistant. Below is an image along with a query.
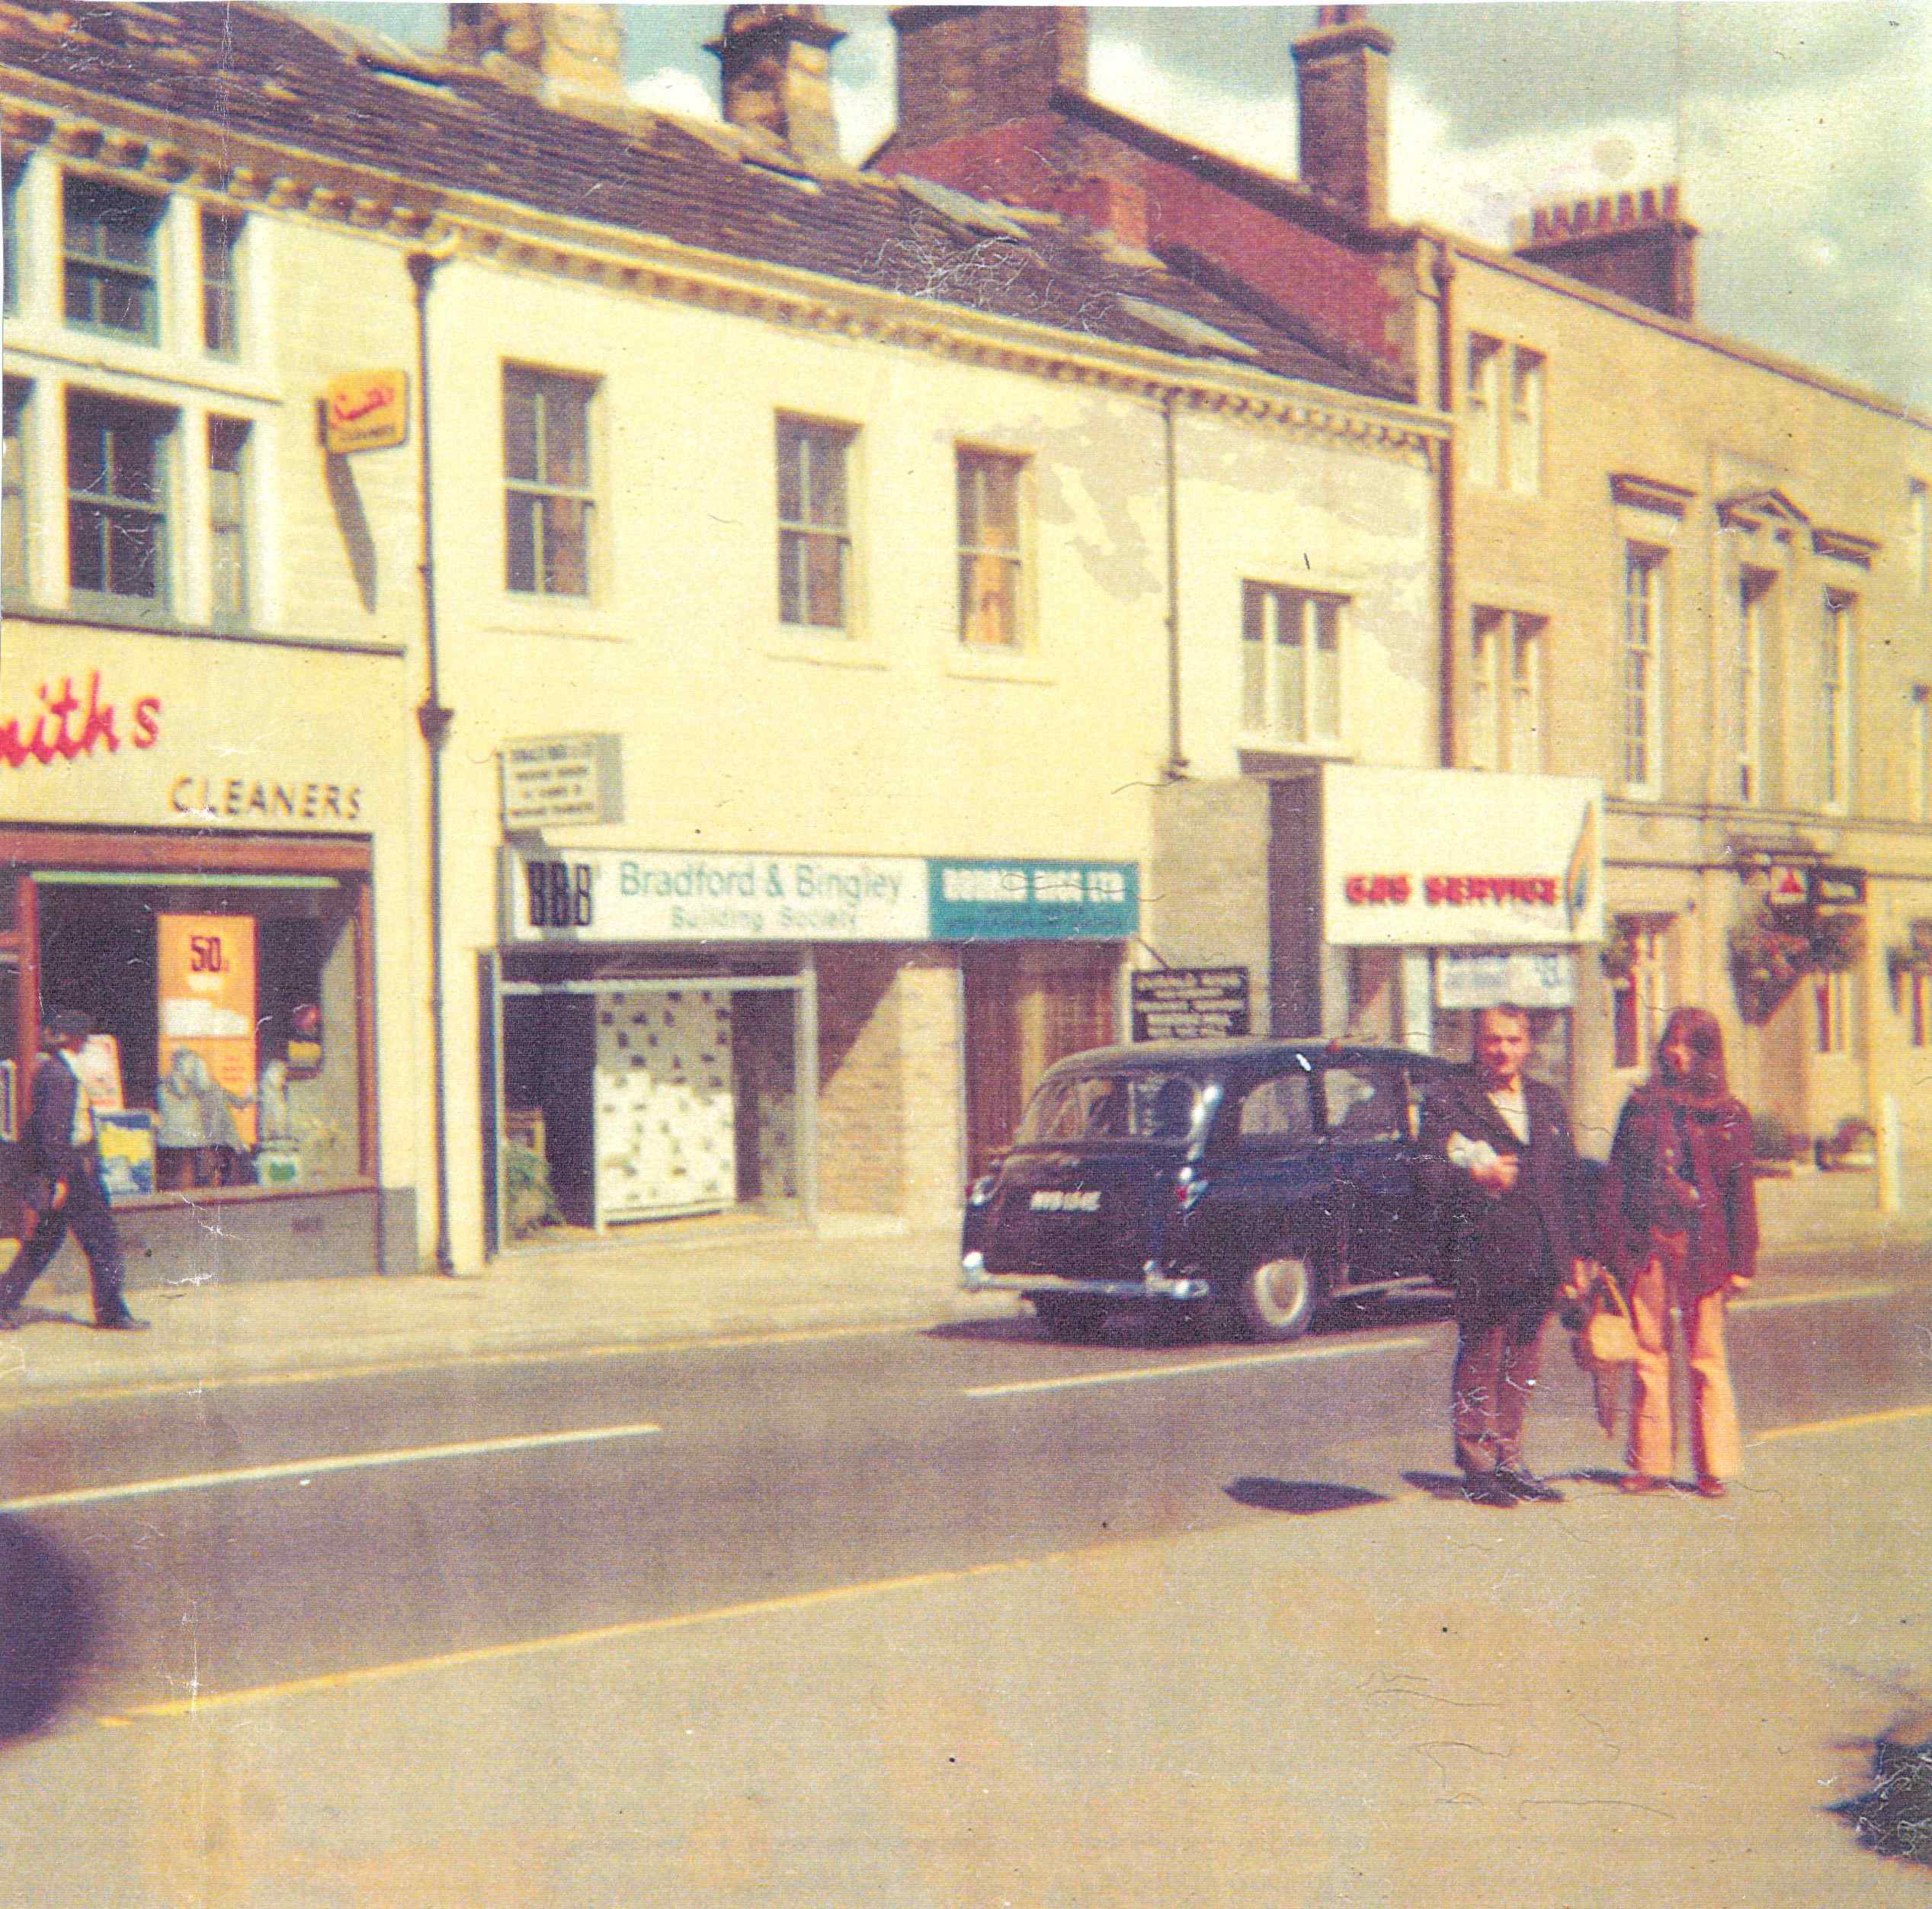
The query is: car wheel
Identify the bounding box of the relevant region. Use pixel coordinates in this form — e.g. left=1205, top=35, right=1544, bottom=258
left=1233, top=1254, right=1318, bottom=1343
left=1033, top=1295, right=1108, bottom=1342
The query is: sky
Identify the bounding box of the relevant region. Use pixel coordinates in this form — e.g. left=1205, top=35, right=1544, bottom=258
left=293, top=3, right=1932, bottom=411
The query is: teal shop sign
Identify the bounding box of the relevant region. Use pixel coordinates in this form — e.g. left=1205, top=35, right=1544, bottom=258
left=928, top=859, right=1139, bottom=940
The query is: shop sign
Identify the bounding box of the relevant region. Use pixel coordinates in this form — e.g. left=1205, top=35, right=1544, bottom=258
left=1322, top=765, right=1604, bottom=949
left=503, top=848, right=928, bottom=943
left=157, top=914, right=258, bottom=1147
left=1, top=672, right=161, bottom=770
left=927, top=860, right=1138, bottom=941
left=501, top=733, right=624, bottom=830
left=501, top=850, right=1140, bottom=945
left=322, top=370, right=409, bottom=454
left=1766, top=865, right=1809, bottom=908
left=1131, top=968, right=1250, bottom=1042
left=1435, top=950, right=1576, bottom=1011
left=1809, top=866, right=1866, bottom=909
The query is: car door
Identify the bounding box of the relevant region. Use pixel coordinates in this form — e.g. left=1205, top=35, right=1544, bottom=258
left=1316, top=1059, right=1431, bottom=1286
left=1190, top=1065, right=1331, bottom=1274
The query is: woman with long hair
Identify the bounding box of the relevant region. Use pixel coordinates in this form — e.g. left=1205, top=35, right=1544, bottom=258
left=1599, top=1006, right=1760, bottom=1497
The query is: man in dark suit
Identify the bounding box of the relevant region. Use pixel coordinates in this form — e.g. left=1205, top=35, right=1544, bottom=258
left=0, top=1009, right=146, bottom=1332
left=1420, top=1003, right=1586, bottom=1506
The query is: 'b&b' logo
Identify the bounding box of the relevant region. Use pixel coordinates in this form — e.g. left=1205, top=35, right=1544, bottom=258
left=525, top=861, right=593, bottom=930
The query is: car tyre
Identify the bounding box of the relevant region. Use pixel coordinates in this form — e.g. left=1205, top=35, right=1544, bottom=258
left=1233, top=1253, right=1318, bottom=1343
left=1033, top=1295, right=1109, bottom=1343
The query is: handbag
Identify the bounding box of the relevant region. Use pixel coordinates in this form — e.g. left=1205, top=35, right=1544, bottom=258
left=1565, top=1263, right=1636, bottom=1438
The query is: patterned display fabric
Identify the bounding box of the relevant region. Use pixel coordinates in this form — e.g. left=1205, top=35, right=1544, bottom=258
left=594, top=990, right=735, bottom=1221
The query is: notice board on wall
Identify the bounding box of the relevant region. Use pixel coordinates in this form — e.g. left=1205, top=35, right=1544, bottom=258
left=157, top=914, right=258, bottom=1148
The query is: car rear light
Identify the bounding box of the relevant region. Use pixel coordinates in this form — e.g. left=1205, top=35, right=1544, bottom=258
left=1172, top=1165, right=1205, bottom=1214
left=967, top=1174, right=999, bottom=1208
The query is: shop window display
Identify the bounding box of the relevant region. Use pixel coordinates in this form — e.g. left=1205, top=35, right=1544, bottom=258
left=30, top=876, right=366, bottom=1197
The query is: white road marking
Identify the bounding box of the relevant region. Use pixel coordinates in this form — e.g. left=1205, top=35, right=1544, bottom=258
left=964, top=1334, right=1433, bottom=1398
left=1732, top=1281, right=1897, bottom=1312
left=0, top=1421, right=664, bottom=1514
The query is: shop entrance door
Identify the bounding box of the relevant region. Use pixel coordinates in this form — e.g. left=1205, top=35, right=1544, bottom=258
left=962, top=945, right=1119, bottom=1181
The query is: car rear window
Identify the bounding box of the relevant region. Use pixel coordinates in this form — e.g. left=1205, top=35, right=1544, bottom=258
left=1017, top=1072, right=1200, bottom=1144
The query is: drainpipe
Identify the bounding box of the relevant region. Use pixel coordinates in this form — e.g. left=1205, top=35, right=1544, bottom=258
left=1431, top=239, right=1457, bottom=769
left=1162, top=387, right=1188, bottom=781
left=409, top=245, right=456, bottom=1276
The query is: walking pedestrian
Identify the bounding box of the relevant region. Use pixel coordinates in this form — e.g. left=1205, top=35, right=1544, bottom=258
left=1421, top=1004, right=1591, bottom=1507
left=1599, top=1006, right=1757, bottom=1498
left=0, top=1010, right=147, bottom=1332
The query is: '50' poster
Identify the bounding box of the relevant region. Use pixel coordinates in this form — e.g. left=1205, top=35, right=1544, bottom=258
left=157, top=914, right=258, bottom=1149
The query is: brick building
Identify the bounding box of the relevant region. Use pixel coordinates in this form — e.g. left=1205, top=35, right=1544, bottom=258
left=876, top=4, right=1932, bottom=1161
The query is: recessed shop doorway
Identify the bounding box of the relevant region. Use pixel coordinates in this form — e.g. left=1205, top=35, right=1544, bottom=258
left=485, top=959, right=815, bottom=1254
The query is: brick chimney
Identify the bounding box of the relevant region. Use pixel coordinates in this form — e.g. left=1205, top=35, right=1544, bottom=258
left=889, top=6, right=1088, bottom=151
left=1512, top=184, right=1699, bottom=321
left=447, top=5, right=626, bottom=98
left=706, top=5, right=847, bottom=166
left=1291, top=5, right=1392, bottom=224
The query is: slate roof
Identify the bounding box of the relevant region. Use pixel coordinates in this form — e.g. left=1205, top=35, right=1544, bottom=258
left=0, top=2, right=1409, bottom=402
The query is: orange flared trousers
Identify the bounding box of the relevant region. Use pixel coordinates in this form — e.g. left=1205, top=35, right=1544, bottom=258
left=1625, top=1231, right=1742, bottom=1483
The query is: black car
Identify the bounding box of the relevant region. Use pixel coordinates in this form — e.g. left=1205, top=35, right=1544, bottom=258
left=960, top=1039, right=1456, bottom=1342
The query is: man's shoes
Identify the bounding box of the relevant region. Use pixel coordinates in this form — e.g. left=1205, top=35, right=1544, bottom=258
left=1620, top=1472, right=1667, bottom=1494
left=1495, top=1467, right=1565, bottom=1504
left=1696, top=1476, right=1728, bottom=1500
left=0, top=1308, right=20, bottom=1331
left=1460, top=1472, right=1517, bottom=1508
left=95, top=1312, right=150, bottom=1333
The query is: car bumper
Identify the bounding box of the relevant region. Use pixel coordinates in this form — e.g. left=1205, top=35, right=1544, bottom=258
left=959, top=1252, right=1211, bottom=1303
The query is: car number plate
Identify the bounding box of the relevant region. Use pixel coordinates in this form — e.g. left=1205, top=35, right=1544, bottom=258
left=1030, top=1190, right=1101, bottom=1212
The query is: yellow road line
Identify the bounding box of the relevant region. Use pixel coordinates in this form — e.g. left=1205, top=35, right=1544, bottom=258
left=964, top=1333, right=1433, bottom=1398
left=101, top=1546, right=1094, bottom=1725
left=1753, top=1403, right=1932, bottom=1444
left=1, top=1421, right=662, bottom=1514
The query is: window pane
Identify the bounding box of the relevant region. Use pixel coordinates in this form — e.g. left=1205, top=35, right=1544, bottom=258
left=1311, top=598, right=1341, bottom=736
left=505, top=493, right=537, bottom=592
left=62, top=267, right=93, bottom=325
left=98, top=273, right=149, bottom=335
left=980, top=459, right=1017, bottom=546
left=543, top=387, right=589, bottom=489
left=1242, top=585, right=1267, bottom=729
left=1274, top=594, right=1305, bottom=736
left=111, top=422, right=161, bottom=504
left=69, top=501, right=107, bottom=592
left=775, top=419, right=803, bottom=524
left=3, top=385, right=27, bottom=595
left=201, top=210, right=239, bottom=354
left=104, top=507, right=161, bottom=597
left=540, top=495, right=589, bottom=596
left=961, top=553, right=1017, bottom=645
left=803, top=531, right=844, bottom=626
left=956, top=458, right=980, bottom=547
left=503, top=384, right=538, bottom=483
left=778, top=527, right=805, bottom=624
left=805, top=431, right=846, bottom=530
left=210, top=526, right=244, bottom=620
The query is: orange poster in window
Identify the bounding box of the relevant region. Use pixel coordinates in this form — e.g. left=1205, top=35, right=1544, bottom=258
left=157, top=914, right=258, bottom=1148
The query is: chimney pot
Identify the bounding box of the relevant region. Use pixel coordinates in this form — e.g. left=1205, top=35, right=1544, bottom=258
left=706, top=5, right=847, bottom=166
left=1291, top=5, right=1395, bottom=223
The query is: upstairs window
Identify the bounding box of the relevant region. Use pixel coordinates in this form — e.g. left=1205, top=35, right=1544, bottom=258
left=62, top=175, right=164, bottom=339
left=1464, top=335, right=1501, bottom=488
left=207, top=416, right=250, bottom=624
left=3, top=380, right=27, bottom=597
left=1469, top=607, right=1544, bottom=772
left=1911, top=684, right=1930, bottom=824
left=66, top=391, right=172, bottom=609
left=1821, top=591, right=1854, bottom=812
left=503, top=367, right=594, bottom=598
left=775, top=415, right=854, bottom=631
left=1507, top=348, right=1544, bottom=495
left=200, top=209, right=242, bottom=356
left=2, top=157, right=21, bottom=317
left=1736, top=570, right=1773, bottom=806
left=1611, top=917, right=1671, bottom=1071
left=956, top=447, right=1027, bottom=648
left=1622, top=546, right=1666, bottom=796
left=1243, top=582, right=1344, bottom=745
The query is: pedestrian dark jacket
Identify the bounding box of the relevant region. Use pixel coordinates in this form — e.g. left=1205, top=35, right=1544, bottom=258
left=1597, top=1084, right=1759, bottom=1293
left=19, top=1052, right=95, bottom=1205
left=1420, top=1068, right=1583, bottom=1299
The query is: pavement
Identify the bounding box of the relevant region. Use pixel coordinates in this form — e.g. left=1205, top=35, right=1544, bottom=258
left=0, top=1161, right=1926, bottom=1401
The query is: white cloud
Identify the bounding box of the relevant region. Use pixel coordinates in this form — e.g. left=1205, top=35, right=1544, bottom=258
left=626, top=62, right=718, bottom=123
left=1088, top=35, right=1299, bottom=178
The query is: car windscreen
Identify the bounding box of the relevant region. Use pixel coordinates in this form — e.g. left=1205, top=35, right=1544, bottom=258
left=1016, top=1071, right=1201, bottom=1145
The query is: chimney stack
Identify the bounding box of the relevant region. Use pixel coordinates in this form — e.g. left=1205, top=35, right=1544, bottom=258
left=1291, top=5, right=1392, bottom=225
left=447, top=5, right=626, bottom=99
left=1512, top=182, right=1700, bottom=321
left=888, top=6, right=1088, bottom=153
left=707, top=5, right=847, bottom=166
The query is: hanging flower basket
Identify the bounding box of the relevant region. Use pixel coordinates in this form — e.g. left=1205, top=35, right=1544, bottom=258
left=1729, top=907, right=1811, bottom=1024
left=1600, top=921, right=1640, bottom=985
left=1809, top=910, right=1866, bottom=975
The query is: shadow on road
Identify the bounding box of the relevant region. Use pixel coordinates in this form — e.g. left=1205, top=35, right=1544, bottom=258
left=0, top=1514, right=101, bottom=1744
left=1829, top=1712, right=1932, bottom=1867
left=1226, top=1477, right=1389, bottom=1515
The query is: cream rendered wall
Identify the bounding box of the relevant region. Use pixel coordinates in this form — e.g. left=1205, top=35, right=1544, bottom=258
left=1172, top=406, right=1441, bottom=773
left=416, top=252, right=1238, bottom=1264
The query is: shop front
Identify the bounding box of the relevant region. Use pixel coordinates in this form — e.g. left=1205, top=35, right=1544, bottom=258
left=486, top=847, right=1139, bottom=1251
left=1, top=631, right=415, bottom=1284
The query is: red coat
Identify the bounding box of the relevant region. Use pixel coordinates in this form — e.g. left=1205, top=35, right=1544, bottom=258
left=1598, top=1085, right=1760, bottom=1292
